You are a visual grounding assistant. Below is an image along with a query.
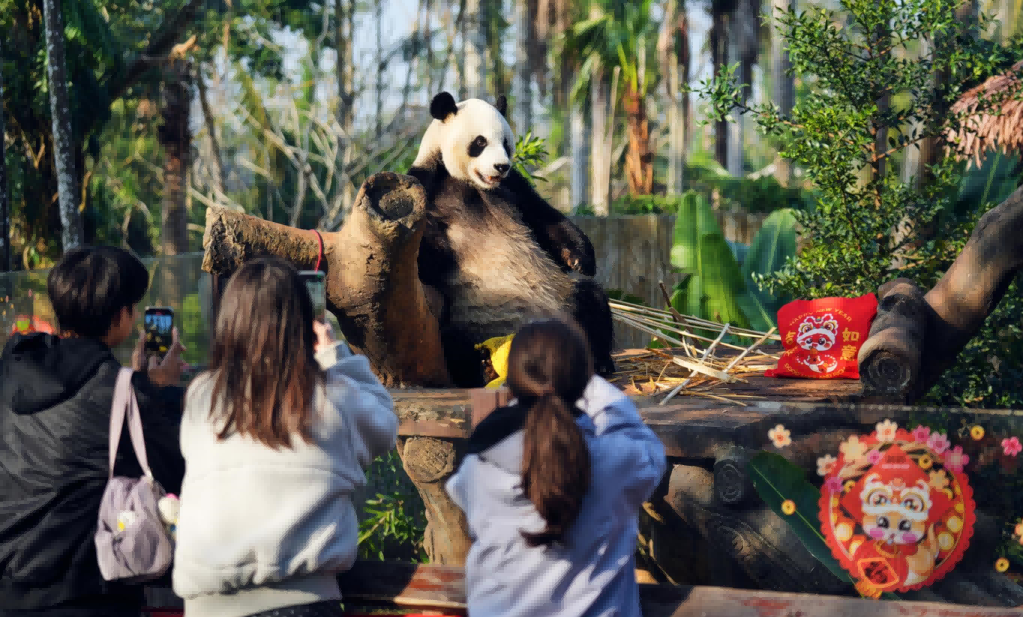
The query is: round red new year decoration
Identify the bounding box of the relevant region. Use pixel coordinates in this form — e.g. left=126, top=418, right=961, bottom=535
left=817, top=422, right=975, bottom=598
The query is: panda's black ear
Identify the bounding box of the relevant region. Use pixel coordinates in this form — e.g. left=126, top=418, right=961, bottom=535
left=495, top=95, right=508, bottom=117
left=430, top=92, right=458, bottom=121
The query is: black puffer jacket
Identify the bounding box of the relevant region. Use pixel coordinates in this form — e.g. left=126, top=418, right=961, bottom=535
left=0, top=333, right=186, bottom=613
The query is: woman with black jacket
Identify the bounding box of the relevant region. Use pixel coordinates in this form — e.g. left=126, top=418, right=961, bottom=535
left=0, top=246, right=187, bottom=617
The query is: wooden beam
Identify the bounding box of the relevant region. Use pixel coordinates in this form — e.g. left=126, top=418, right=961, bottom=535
left=337, top=561, right=1023, bottom=617
left=392, top=388, right=1023, bottom=458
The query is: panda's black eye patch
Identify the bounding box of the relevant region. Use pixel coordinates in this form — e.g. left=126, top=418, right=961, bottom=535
left=468, top=136, right=487, bottom=158
left=504, top=140, right=512, bottom=156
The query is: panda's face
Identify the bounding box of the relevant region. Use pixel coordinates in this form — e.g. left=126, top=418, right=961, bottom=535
left=428, top=95, right=516, bottom=191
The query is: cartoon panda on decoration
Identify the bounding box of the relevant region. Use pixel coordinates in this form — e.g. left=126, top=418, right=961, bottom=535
left=408, top=91, right=616, bottom=387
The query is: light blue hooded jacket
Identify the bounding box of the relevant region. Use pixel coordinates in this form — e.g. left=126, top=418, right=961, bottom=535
left=445, top=376, right=668, bottom=617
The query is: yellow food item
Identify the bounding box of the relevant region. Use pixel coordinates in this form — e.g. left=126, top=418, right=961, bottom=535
left=475, top=334, right=515, bottom=389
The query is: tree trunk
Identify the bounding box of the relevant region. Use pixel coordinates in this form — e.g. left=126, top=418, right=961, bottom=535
left=858, top=184, right=1023, bottom=402
left=202, top=172, right=452, bottom=388
left=157, top=63, right=192, bottom=304
left=661, top=0, right=690, bottom=195
left=623, top=88, right=654, bottom=196
left=771, top=0, right=794, bottom=186
left=196, top=69, right=226, bottom=198
left=159, top=66, right=192, bottom=258
left=710, top=5, right=729, bottom=169
left=0, top=42, right=9, bottom=272
left=898, top=0, right=977, bottom=265
left=334, top=0, right=356, bottom=227
left=569, top=99, right=590, bottom=212
left=42, top=0, right=83, bottom=252
left=589, top=72, right=612, bottom=215
left=514, top=0, right=534, bottom=132
left=374, top=0, right=384, bottom=140
left=464, top=0, right=487, bottom=100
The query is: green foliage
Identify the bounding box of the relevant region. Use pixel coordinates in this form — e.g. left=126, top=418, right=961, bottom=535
left=513, top=132, right=550, bottom=187
left=744, top=208, right=798, bottom=318
left=666, top=192, right=798, bottom=334
left=357, top=450, right=428, bottom=563
left=691, top=0, right=1023, bottom=409
left=693, top=0, right=1022, bottom=298
left=555, top=0, right=661, bottom=105
left=747, top=452, right=855, bottom=587
left=670, top=192, right=753, bottom=331
left=607, top=152, right=813, bottom=216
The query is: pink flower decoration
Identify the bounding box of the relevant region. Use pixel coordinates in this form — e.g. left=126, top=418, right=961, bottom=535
left=823, top=477, right=843, bottom=493
left=944, top=445, right=969, bottom=473
left=867, top=449, right=883, bottom=465
left=911, top=425, right=931, bottom=443
left=1002, top=436, right=1022, bottom=457
left=927, top=432, right=951, bottom=455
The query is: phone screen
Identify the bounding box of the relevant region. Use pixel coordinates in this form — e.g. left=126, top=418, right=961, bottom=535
left=299, top=271, right=327, bottom=322
left=144, top=307, right=174, bottom=360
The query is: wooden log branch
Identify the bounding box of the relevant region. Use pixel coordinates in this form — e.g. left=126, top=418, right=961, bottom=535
left=712, top=445, right=754, bottom=507
left=663, top=464, right=851, bottom=596
left=202, top=172, right=452, bottom=388
left=859, top=186, right=1023, bottom=402
left=858, top=278, right=930, bottom=401
left=399, top=436, right=471, bottom=566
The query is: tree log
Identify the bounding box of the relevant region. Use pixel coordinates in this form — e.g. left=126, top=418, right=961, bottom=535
left=201, top=172, right=452, bottom=388
left=399, top=436, right=471, bottom=565
left=712, top=445, right=754, bottom=507
left=858, top=278, right=930, bottom=401
left=859, top=186, right=1023, bottom=402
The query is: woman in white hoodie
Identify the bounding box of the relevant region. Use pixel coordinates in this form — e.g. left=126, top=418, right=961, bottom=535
left=172, top=257, right=398, bottom=617
left=446, top=318, right=667, bottom=617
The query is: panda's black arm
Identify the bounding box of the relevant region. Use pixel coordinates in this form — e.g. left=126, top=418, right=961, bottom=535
left=503, top=169, right=597, bottom=277
left=406, top=154, right=447, bottom=201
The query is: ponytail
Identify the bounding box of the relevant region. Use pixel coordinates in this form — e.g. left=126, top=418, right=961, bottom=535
left=520, top=391, right=591, bottom=547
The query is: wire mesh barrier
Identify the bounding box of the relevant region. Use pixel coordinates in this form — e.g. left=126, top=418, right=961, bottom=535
left=0, top=253, right=213, bottom=367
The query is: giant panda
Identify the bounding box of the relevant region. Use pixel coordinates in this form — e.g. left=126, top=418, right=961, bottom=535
left=408, top=91, right=616, bottom=388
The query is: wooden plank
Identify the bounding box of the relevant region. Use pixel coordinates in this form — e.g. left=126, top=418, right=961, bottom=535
left=337, top=561, right=1023, bottom=617
left=390, top=380, right=1023, bottom=459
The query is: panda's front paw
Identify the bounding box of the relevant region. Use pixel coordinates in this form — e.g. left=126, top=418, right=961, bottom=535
left=561, top=248, right=596, bottom=277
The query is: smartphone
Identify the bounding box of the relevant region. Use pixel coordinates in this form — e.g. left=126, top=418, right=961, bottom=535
left=143, top=307, right=174, bottom=361
left=299, top=270, right=327, bottom=322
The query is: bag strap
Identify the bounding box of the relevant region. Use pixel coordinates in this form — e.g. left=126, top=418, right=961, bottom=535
left=108, top=367, right=153, bottom=480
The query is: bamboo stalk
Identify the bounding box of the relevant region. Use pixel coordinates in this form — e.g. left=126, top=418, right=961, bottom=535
left=609, top=298, right=782, bottom=341
left=660, top=324, right=732, bottom=405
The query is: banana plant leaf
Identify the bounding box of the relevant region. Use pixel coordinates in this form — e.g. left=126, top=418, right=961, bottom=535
left=742, top=208, right=798, bottom=319
left=747, top=451, right=853, bottom=584
left=747, top=451, right=899, bottom=600
left=669, top=191, right=751, bottom=331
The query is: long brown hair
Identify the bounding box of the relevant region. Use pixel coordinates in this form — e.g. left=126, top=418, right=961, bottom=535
left=207, top=257, right=322, bottom=449
left=506, top=318, right=594, bottom=547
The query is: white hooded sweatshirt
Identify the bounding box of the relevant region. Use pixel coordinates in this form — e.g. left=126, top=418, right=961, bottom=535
left=172, top=344, right=397, bottom=617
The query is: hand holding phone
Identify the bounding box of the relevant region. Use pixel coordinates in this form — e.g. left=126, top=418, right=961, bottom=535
left=143, top=307, right=175, bottom=362
left=299, top=270, right=327, bottom=323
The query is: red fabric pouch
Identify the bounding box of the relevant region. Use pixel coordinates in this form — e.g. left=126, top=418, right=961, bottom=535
left=765, top=293, right=878, bottom=379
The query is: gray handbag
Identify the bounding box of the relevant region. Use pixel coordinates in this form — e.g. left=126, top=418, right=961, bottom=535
left=94, top=367, right=174, bottom=583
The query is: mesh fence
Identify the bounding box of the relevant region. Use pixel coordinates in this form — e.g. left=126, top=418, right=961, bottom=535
left=0, top=253, right=212, bottom=367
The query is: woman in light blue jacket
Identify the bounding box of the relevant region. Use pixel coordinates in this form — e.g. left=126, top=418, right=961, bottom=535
left=446, top=318, right=667, bottom=617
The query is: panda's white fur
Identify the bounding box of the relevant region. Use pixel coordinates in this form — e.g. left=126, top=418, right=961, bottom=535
left=412, top=98, right=574, bottom=341
left=413, top=98, right=516, bottom=191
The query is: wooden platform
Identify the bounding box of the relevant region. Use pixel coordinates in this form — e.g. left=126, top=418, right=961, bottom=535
left=390, top=364, right=1023, bottom=460
left=338, top=561, right=1023, bottom=617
